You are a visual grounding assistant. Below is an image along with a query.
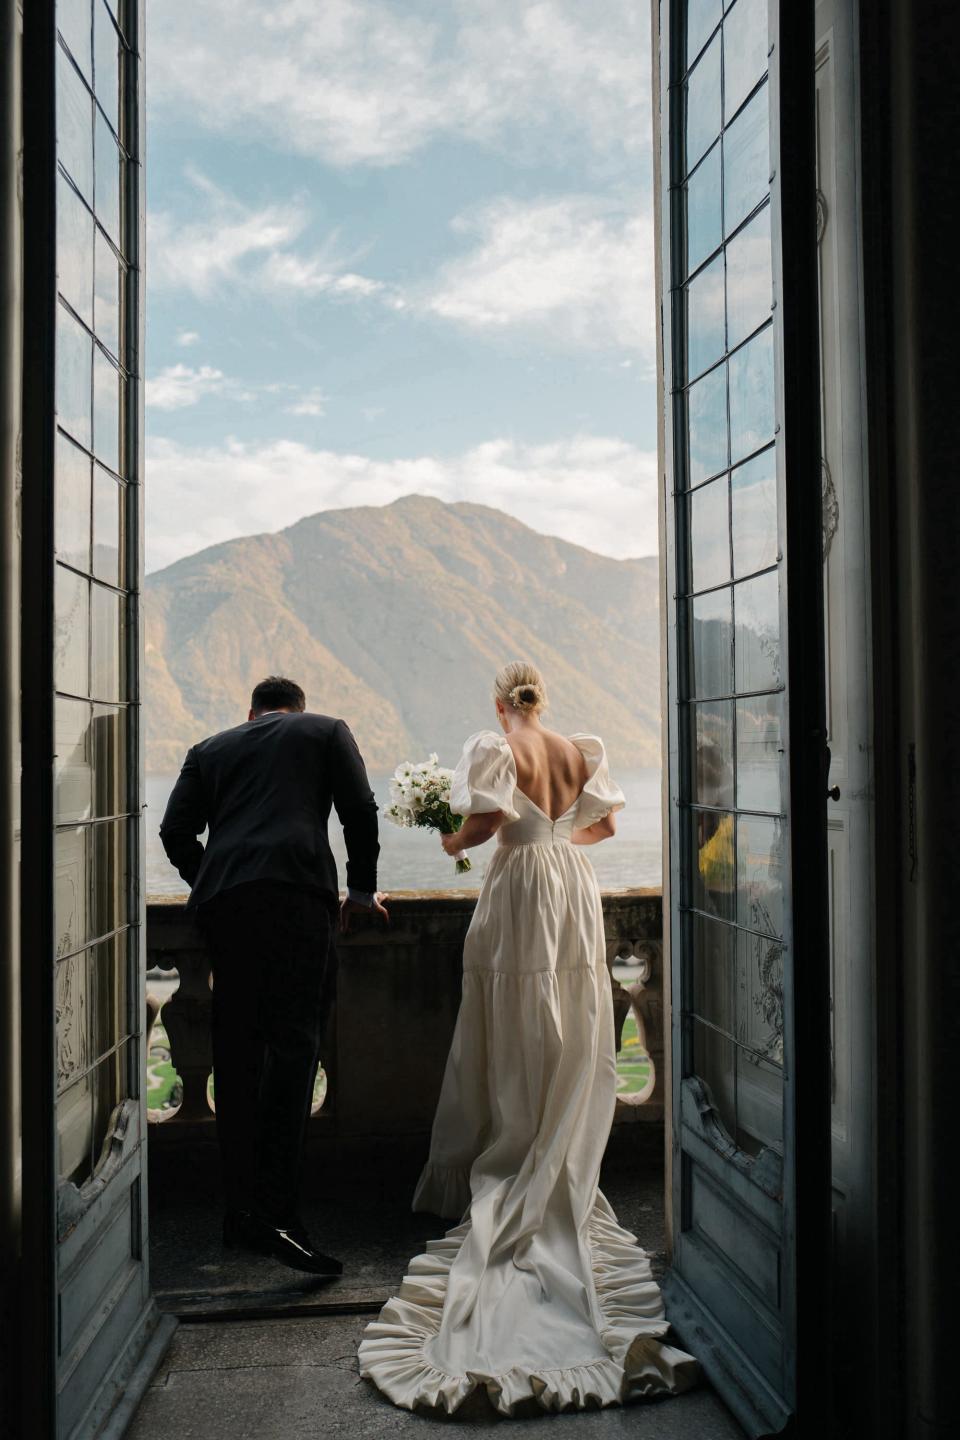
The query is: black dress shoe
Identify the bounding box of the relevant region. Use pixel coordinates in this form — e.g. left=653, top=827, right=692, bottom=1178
left=242, top=1213, right=343, bottom=1276
left=222, top=1207, right=254, bottom=1248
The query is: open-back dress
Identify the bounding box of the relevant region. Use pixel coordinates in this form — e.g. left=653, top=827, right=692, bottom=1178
left=358, top=730, right=698, bottom=1415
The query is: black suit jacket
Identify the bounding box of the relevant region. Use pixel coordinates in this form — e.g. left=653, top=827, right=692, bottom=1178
left=159, top=711, right=379, bottom=910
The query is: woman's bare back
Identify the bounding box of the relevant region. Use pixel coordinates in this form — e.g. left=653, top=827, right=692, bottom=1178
left=505, top=728, right=588, bottom=821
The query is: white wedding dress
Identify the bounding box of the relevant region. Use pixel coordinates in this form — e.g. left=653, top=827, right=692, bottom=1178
left=358, top=731, right=698, bottom=1415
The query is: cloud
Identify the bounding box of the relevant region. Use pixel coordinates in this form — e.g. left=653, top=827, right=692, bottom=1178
left=148, top=0, right=650, bottom=170
left=176, top=330, right=200, bottom=347
left=285, top=388, right=328, bottom=418
left=422, top=196, right=655, bottom=360
left=145, top=433, right=657, bottom=572
left=146, top=364, right=227, bottom=411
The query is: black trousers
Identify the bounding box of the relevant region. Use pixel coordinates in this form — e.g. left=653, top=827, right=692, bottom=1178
left=197, top=881, right=335, bottom=1225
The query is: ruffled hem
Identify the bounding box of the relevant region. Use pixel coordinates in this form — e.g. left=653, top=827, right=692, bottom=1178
left=411, top=1162, right=471, bottom=1220
left=357, top=1206, right=700, bottom=1415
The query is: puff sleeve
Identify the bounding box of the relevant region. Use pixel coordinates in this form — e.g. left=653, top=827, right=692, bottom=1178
left=570, top=734, right=626, bottom=830
left=449, top=730, right=520, bottom=823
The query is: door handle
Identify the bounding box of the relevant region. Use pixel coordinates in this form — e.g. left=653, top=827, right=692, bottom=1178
left=827, top=785, right=841, bottom=802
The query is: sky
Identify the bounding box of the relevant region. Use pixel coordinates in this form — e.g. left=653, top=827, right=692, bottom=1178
left=145, top=0, right=658, bottom=573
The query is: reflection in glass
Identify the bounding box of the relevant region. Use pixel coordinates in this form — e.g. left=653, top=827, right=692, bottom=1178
left=734, top=568, right=780, bottom=693
left=686, top=252, right=725, bottom=381
left=55, top=820, right=127, bottom=955
left=57, top=43, right=94, bottom=203
left=686, top=144, right=722, bottom=277
left=55, top=825, right=86, bottom=959
left=55, top=431, right=91, bottom=573
left=723, top=83, right=769, bottom=236
left=90, top=934, right=128, bottom=1066
left=692, top=700, right=734, bottom=808
left=737, top=813, right=784, bottom=937
left=92, top=705, right=127, bottom=817
left=723, top=0, right=768, bottom=122
left=93, top=466, right=122, bottom=585
left=690, top=586, right=733, bottom=698
left=691, top=1017, right=737, bottom=1143
left=685, top=35, right=721, bottom=175
left=691, top=912, right=736, bottom=1040
left=55, top=697, right=93, bottom=824
left=725, top=204, right=772, bottom=351
left=735, top=1046, right=783, bottom=1157
left=93, top=346, right=121, bottom=474
left=732, top=445, right=778, bottom=576
left=687, top=0, right=721, bottom=65
left=56, top=948, right=88, bottom=1091
left=689, top=476, right=730, bottom=592
left=57, top=1071, right=92, bottom=1182
left=690, top=809, right=735, bottom=921
left=94, top=231, right=122, bottom=357
left=687, top=363, right=728, bottom=485
left=56, top=303, right=92, bottom=450
left=94, top=109, right=121, bottom=246
left=55, top=564, right=89, bottom=697
left=57, top=175, right=94, bottom=328
left=94, top=0, right=120, bottom=135
left=737, top=928, right=784, bottom=1065
left=736, top=696, right=783, bottom=813
left=59, top=0, right=93, bottom=79
left=91, top=1041, right=129, bottom=1170
left=91, top=581, right=124, bottom=700
left=729, top=324, right=774, bottom=465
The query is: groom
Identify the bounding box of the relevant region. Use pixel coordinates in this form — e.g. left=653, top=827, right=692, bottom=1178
left=159, top=676, right=388, bottom=1275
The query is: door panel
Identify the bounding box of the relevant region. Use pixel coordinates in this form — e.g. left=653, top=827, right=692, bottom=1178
left=658, top=1, right=830, bottom=1433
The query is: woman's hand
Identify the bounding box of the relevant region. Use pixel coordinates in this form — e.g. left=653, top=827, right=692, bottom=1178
left=441, top=831, right=464, bottom=857
left=442, top=812, right=505, bottom=855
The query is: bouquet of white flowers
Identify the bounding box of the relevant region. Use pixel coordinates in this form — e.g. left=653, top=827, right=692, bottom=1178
left=382, top=754, right=471, bottom=874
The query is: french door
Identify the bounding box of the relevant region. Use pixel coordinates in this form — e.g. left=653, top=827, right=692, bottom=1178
left=657, top=1, right=831, bottom=1433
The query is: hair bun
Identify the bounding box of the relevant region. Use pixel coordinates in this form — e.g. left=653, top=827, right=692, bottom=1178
left=509, top=682, right=541, bottom=711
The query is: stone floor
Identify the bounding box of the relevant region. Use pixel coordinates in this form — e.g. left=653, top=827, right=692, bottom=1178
left=132, top=1135, right=744, bottom=1438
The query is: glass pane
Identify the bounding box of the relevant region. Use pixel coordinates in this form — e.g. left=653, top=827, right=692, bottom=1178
left=732, top=445, right=777, bottom=576
left=691, top=1018, right=737, bottom=1143
left=737, top=928, right=785, bottom=1065
left=94, top=230, right=122, bottom=358
left=690, top=585, right=733, bottom=697
left=57, top=43, right=94, bottom=204
left=689, top=475, right=730, bottom=592
left=691, top=911, right=736, bottom=1038
left=729, top=324, right=774, bottom=465
left=91, top=1041, right=130, bottom=1170
left=92, top=704, right=128, bottom=817
left=94, top=109, right=121, bottom=246
left=687, top=0, right=722, bottom=65
left=57, top=175, right=94, bottom=328
left=736, top=695, right=783, bottom=812
left=687, top=252, right=725, bottom=380
left=55, top=697, right=93, bottom=824
left=686, top=143, right=722, bottom=276
left=685, top=34, right=721, bottom=175
left=57, top=1071, right=92, bottom=1183
left=692, top=700, right=734, bottom=807
left=93, top=465, right=122, bottom=585
left=735, top=1046, right=783, bottom=1157
left=56, top=948, right=89, bottom=1092
left=55, top=824, right=87, bottom=959
left=690, top=810, right=735, bottom=921
left=91, top=581, right=124, bottom=700
left=734, top=568, right=780, bottom=693
left=55, top=430, right=91, bottom=573
left=723, top=0, right=768, bottom=123
left=90, top=933, right=129, bottom=1065
left=737, top=813, right=784, bottom=937
left=93, top=346, right=121, bottom=474
left=687, top=362, right=728, bottom=485
left=55, top=819, right=128, bottom=956
left=56, top=303, right=92, bottom=450
left=723, top=83, right=769, bottom=236
left=55, top=564, right=89, bottom=697
left=725, top=204, right=772, bottom=351
left=94, top=0, right=120, bottom=136
left=92, top=818, right=128, bottom=942
left=59, top=0, right=92, bottom=80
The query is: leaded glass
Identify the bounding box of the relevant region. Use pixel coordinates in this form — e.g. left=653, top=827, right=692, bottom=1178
left=690, top=586, right=733, bottom=698
left=734, top=567, right=780, bottom=693
left=92, top=704, right=128, bottom=817
left=94, top=0, right=121, bottom=136
left=685, top=34, right=721, bottom=175
left=723, top=83, right=769, bottom=236
left=686, top=143, right=722, bottom=277
left=58, top=0, right=93, bottom=80
left=91, top=581, right=124, bottom=700
left=731, top=444, right=778, bottom=576
left=736, top=695, right=783, bottom=812
left=691, top=1018, right=737, bottom=1139
left=691, top=911, right=736, bottom=1039
left=57, top=175, right=94, bottom=329
left=55, top=697, right=93, bottom=824
left=93, top=345, right=121, bottom=474
left=692, top=700, right=734, bottom=808
left=55, top=564, right=89, bottom=698
left=57, top=1071, right=92, bottom=1181
left=690, top=808, right=736, bottom=920
left=57, top=42, right=94, bottom=204
left=92, top=465, right=122, bottom=585
left=687, top=0, right=721, bottom=66
left=56, top=302, right=93, bottom=450
left=737, top=813, right=784, bottom=937
left=94, top=109, right=121, bottom=247
left=94, top=230, right=122, bottom=357
left=723, top=0, right=768, bottom=122
left=687, top=251, right=725, bottom=381
left=55, top=430, right=91, bottom=574
left=89, top=935, right=129, bottom=1066
left=689, top=475, right=730, bottom=591
left=729, top=324, right=774, bottom=464
left=725, top=203, right=772, bottom=351
left=687, top=362, right=728, bottom=485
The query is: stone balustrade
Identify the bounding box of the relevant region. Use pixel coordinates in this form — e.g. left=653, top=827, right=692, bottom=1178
left=146, top=889, right=664, bottom=1198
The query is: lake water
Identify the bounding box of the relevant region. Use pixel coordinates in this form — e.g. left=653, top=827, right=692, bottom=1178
left=145, top=767, right=663, bottom=897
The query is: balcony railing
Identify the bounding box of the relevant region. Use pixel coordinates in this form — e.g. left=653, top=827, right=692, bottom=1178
left=145, top=889, right=664, bottom=1188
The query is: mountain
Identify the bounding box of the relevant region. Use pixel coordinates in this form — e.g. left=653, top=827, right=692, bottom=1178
left=144, top=495, right=662, bottom=774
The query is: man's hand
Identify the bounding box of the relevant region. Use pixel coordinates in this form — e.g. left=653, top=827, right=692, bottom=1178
left=338, top=892, right=390, bottom=933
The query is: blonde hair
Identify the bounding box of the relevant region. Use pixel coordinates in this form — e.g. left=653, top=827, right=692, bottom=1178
left=494, top=661, right=548, bottom=715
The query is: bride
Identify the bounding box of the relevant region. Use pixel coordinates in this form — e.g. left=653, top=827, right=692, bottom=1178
left=358, top=662, right=698, bottom=1415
